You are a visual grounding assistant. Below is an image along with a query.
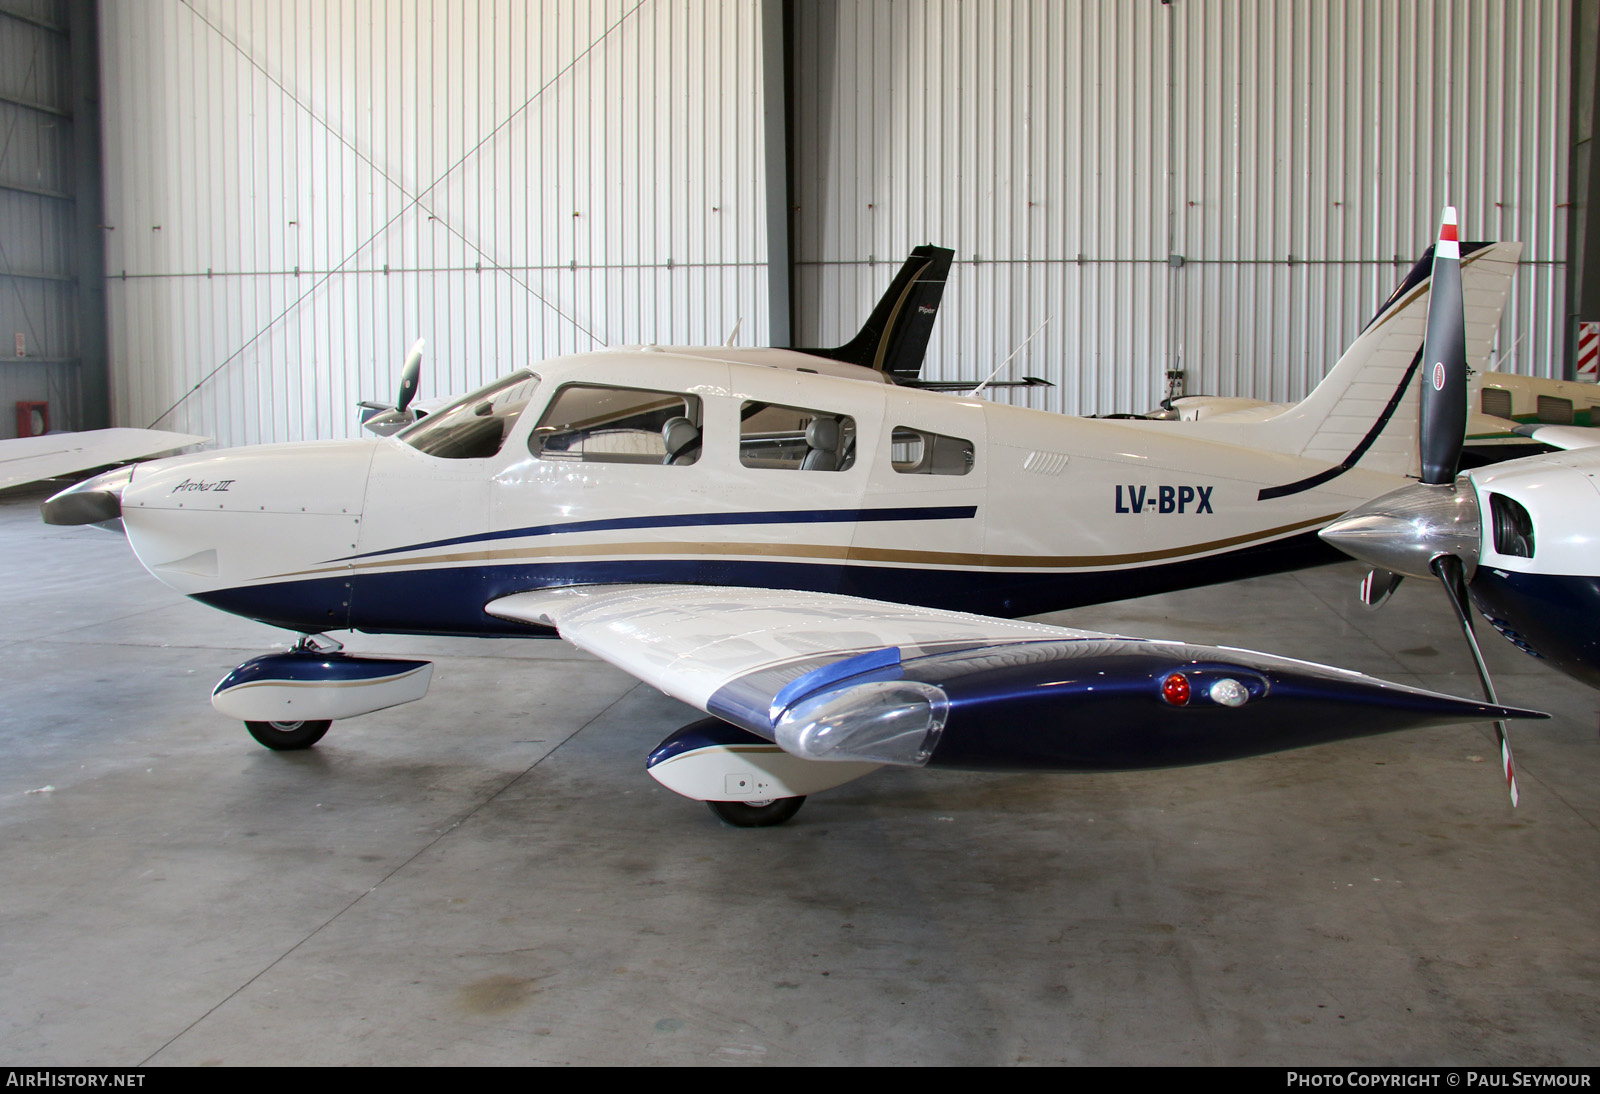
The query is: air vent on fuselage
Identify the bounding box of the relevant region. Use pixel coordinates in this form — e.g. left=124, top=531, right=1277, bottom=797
left=1022, top=451, right=1069, bottom=476
left=1480, top=388, right=1512, bottom=419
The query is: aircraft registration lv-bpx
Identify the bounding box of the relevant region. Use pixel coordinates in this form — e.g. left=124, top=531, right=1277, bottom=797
left=43, top=236, right=1544, bottom=825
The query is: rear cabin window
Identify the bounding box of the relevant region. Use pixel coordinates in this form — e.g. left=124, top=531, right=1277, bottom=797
left=1537, top=395, right=1574, bottom=425
left=1480, top=388, right=1513, bottom=419
left=530, top=384, right=703, bottom=465
left=739, top=402, right=855, bottom=471
left=400, top=372, right=540, bottom=459
left=891, top=427, right=975, bottom=475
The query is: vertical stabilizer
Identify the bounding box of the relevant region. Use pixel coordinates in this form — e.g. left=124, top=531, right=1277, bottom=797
left=1247, top=239, right=1521, bottom=479
left=796, top=245, right=955, bottom=380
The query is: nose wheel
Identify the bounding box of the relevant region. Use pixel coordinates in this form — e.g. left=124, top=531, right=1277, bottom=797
left=244, top=719, right=332, bottom=751
left=705, top=796, right=806, bottom=828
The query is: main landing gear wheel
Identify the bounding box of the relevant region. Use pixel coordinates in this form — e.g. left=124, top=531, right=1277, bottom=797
left=244, top=719, right=332, bottom=751
left=706, top=796, right=806, bottom=828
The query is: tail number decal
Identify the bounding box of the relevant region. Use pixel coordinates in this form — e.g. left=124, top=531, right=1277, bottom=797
left=1115, top=485, right=1214, bottom=515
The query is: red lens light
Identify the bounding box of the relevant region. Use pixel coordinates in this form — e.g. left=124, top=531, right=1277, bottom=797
left=1161, top=672, right=1190, bottom=706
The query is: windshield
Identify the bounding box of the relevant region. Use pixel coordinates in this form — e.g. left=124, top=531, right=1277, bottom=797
left=399, top=371, right=541, bottom=459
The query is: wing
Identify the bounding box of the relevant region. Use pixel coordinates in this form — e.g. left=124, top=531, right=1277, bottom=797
left=1508, top=423, right=1600, bottom=451
left=0, top=428, right=208, bottom=489
left=487, top=584, right=1543, bottom=774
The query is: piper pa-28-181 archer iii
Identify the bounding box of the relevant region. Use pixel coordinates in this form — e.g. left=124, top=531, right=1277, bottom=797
left=43, top=229, right=1544, bottom=825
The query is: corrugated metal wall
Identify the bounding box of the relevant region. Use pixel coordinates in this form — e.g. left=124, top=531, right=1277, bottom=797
left=0, top=0, right=82, bottom=437
left=99, top=0, right=1571, bottom=441
left=793, top=0, right=1571, bottom=415
left=101, top=0, right=770, bottom=446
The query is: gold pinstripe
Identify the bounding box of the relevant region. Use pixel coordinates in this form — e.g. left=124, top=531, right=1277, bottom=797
left=259, top=513, right=1340, bottom=582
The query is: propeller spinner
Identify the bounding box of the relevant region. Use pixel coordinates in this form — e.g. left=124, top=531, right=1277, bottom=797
left=1319, top=207, right=1520, bottom=805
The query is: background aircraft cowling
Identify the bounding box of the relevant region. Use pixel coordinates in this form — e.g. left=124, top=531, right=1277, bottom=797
left=1449, top=452, right=1600, bottom=690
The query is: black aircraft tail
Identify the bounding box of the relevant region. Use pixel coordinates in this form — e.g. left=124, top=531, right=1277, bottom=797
left=795, top=245, right=953, bottom=381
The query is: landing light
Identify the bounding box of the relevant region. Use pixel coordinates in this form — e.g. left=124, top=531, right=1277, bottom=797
left=1209, top=678, right=1249, bottom=707
left=774, top=680, right=948, bottom=765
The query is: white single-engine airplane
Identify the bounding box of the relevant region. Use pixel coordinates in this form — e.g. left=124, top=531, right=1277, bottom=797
left=43, top=231, right=1544, bottom=825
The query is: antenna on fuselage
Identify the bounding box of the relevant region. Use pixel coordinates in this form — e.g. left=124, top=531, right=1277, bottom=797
left=724, top=318, right=743, bottom=347
left=1484, top=333, right=1523, bottom=373
left=969, top=315, right=1053, bottom=398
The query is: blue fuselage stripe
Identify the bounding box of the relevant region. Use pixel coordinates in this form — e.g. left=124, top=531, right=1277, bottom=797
left=193, top=532, right=1339, bottom=638
left=337, top=505, right=980, bottom=562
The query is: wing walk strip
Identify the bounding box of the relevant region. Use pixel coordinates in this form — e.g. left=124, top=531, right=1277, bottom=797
left=262, top=513, right=1341, bottom=581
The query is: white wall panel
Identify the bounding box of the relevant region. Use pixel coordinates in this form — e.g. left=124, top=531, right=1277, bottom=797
left=101, top=0, right=769, bottom=445
left=794, top=0, right=1571, bottom=416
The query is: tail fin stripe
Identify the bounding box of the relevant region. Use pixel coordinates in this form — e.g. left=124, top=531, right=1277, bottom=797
left=1256, top=347, right=1424, bottom=501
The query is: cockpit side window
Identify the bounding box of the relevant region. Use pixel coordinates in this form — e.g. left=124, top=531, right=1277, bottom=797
left=399, top=372, right=540, bottom=459
left=531, top=384, right=703, bottom=465
left=891, top=427, right=974, bottom=475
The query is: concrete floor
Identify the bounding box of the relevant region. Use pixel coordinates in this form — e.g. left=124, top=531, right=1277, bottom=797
left=2, top=490, right=1599, bottom=1067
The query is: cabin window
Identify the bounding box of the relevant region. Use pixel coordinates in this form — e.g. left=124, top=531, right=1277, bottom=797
left=890, top=427, right=974, bottom=475
left=400, top=371, right=541, bottom=459
left=1480, top=388, right=1513, bottom=419
left=1536, top=396, right=1574, bottom=425
left=739, top=402, right=855, bottom=471
left=530, top=384, right=703, bottom=465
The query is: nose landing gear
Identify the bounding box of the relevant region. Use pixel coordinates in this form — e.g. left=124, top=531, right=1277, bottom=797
left=705, top=796, right=807, bottom=828
left=213, top=634, right=434, bottom=750
left=244, top=719, right=332, bottom=751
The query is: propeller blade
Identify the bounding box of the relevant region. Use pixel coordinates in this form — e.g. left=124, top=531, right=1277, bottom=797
left=1419, top=207, right=1469, bottom=486
left=1358, top=568, right=1403, bottom=610
left=397, top=338, right=425, bottom=413
left=1430, top=553, right=1519, bottom=806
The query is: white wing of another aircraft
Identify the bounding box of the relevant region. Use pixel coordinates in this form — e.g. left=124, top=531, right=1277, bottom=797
left=0, top=428, right=209, bottom=490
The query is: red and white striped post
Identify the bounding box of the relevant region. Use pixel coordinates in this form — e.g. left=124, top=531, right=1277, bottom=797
left=1578, top=321, right=1600, bottom=383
